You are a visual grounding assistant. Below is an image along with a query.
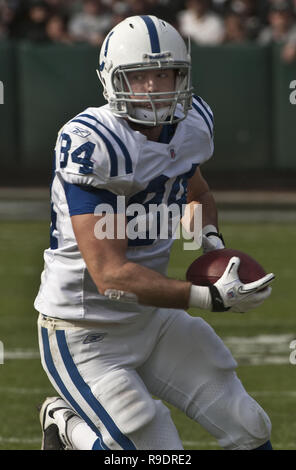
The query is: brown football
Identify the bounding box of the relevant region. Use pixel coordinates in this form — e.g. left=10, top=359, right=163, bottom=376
left=186, top=248, right=266, bottom=286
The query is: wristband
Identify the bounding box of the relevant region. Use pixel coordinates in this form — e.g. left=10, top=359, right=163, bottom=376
left=188, top=284, right=212, bottom=310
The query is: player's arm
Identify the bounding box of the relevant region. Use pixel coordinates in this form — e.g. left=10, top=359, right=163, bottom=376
left=56, top=123, right=208, bottom=310
left=184, top=167, right=225, bottom=252
left=71, top=213, right=198, bottom=309
left=71, top=213, right=274, bottom=313
left=186, top=166, right=218, bottom=229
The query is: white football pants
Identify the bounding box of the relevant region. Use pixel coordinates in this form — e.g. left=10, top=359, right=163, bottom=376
left=37, top=309, right=271, bottom=450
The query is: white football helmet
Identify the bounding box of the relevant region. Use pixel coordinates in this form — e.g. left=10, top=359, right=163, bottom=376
left=97, top=15, right=193, bottom=126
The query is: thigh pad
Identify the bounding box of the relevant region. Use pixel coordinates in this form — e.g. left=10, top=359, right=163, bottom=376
left=91, top=368, right=156, bottom=435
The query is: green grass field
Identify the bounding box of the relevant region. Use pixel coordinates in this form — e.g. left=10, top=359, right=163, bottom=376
left=0, top=219, right=295, bottom=450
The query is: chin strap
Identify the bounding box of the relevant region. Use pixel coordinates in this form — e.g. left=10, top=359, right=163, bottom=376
left=130, top=105, right=171, bottom=125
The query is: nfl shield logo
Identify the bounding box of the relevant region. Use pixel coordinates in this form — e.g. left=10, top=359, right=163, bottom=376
left=169, top=147, right=176, bottom=159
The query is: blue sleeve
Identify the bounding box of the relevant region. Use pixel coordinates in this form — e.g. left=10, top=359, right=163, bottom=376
left=64, top=183, right=119, bottom=216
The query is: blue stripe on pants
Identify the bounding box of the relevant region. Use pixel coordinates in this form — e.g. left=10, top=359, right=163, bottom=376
left=40, top=326, right=108, bottom=450
left=55, top=329, right=137, bottom=450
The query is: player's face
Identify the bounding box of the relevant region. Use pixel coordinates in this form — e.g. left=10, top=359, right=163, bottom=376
left=125, top=68, right=176, bottom=109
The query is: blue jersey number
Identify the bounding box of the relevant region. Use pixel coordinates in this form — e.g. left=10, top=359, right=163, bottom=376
left=127, top=164, right=198, bottom=247
left=60, top=133, right=71, bottom=168
left=60, top=133, right=94, bottom=174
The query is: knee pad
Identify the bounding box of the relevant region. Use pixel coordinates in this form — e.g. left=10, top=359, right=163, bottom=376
left=127, top=400, right=183, bottom=450
left=233, top=393, right=272, bottom=444
left=190, top=373, right=271, bottom=450
left=217, top=390, right=272, bottom=450
left=91, top=369, right=156, bottom=436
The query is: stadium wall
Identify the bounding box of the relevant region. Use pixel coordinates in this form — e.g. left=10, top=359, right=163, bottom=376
left=0, top=40, right=18, bottom=170
left=0, top=41, right=295, bottom=184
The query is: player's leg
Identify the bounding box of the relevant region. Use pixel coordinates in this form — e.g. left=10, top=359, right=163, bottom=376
left=137, top=309, right=272, bottom=450
left=38, top=317, right=110, bottom=450
left=37, top=314, right=183, bottom=450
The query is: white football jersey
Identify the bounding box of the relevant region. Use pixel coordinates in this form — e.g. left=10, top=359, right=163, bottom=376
left=34, top=96, right=214, bottom=322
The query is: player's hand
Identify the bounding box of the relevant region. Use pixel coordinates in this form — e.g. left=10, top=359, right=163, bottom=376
left=202, top=225, right=225, bottom=253
left=209, top=257, right=275, bottom=313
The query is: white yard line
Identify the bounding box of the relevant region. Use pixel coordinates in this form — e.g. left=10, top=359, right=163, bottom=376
left=0, top=436, right=41, bottom=444
left=224, top=333, right=295, bottom=365
left=0, top=387, right=52, bottom=395
left=3, top=350, right=40, bottom=360
left=1, top=333, right=295, bottom=365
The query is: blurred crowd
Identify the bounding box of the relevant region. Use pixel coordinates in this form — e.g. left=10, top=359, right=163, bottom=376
left=0, top=0, right=296, bottom=62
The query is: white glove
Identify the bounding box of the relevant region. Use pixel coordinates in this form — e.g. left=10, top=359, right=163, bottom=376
left=202, top=224, right=225, bottom=253
left=209, top=257, right=275, bottom=312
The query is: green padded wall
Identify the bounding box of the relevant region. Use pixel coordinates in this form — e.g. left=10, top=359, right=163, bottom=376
left=17, top=42, right=105, bottom=171
left=272, top=45, right=296, bottom=169
left=0, top=41, right=18, bottom=168
left=191, top=44, right=272, bottom=171
left=3, top=41, right=295, bottom=176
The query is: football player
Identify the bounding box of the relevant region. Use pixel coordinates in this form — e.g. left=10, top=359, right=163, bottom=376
left=35, top=15, right=274, bottom=450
